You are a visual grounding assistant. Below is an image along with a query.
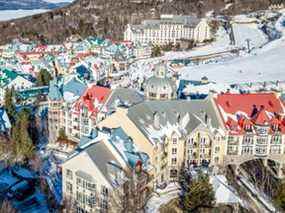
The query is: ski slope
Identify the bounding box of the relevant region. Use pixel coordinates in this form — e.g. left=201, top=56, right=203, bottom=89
left=179, top=12, right=285, bottom=84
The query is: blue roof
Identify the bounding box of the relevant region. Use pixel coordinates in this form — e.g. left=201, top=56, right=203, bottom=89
left=17, top=86, right=49, bottom=100
left=48, top=76, right=86, bottom=101
left=0, top=108, right=11, bottom=132
left=76, top=65, right=91, bottom=80
left=48, top=79, right=62, bottom=101
left=63, top=77, right=87, bottom=97
left=108, top=127, right=149, bottom=169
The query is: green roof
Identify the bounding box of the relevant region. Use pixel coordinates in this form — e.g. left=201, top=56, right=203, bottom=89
left=0, top=68, right=19, bottom=87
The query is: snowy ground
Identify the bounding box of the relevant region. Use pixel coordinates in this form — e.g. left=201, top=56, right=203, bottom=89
left=0, top=10, right=49, bottom=21
left=145, top=182, right=180, bottom=213
left=178, top=11, right=285, bottom=84
left=210, top=175, right=244, bottom=205
left=128, top=10, right=285, bottom=86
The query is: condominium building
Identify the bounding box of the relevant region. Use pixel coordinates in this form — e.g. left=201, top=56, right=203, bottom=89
left=62, top=128, right=149, bottom=212
left=98, top=91, right=285, bottom=185
left=215, top=93, right=285, bottom=178
left=124, top=15, right=212, bottom=45
left=48, top=77, right=144, bottom=143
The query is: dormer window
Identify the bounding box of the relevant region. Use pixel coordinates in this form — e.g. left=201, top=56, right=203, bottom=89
left=245, top=124, right=251, bottom=131
left=272, top=123, right=279, bottom=132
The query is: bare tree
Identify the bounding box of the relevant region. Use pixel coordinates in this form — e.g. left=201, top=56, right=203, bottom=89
left=0, top=200, right=16, bottom=213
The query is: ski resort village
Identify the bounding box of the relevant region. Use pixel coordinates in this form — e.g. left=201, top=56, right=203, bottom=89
left=1, top=3, right=285, bottom=213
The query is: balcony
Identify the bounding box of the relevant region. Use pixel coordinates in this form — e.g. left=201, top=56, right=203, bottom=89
left=254, top=146, right=268, bottom=158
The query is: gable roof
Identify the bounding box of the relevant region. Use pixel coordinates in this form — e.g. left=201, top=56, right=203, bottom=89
left=214, top=93, right=285, bottom=134
left=84, top=141, right=124, bottom=186
left=73, top=85, right=111, bottom=117
left=127, top=98, right=220, bottom=144
left=104, top=88, right=144, bottom=113
left=0, top=68, right=32, bottom=87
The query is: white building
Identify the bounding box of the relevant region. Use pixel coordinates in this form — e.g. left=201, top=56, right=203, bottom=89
left=62, top=128, right=150, bottom=212
left=124, top=15, right=212, bottom=45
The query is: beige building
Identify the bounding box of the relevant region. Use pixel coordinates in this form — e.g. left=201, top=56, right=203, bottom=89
left=98, top=97, right=224, bottom=185
left=124, top=15, right=213, bottom=45
left=48, top=76, right=144, bottom=143
left=97, top=92, right=285, bottom=186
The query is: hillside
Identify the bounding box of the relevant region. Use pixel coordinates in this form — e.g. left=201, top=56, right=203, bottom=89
left=0, top=0, right=281, bottom=45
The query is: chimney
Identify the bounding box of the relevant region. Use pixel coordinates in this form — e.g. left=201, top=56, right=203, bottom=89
left=153, top=112, right=160, bottom=129
left=175, top=111, right=181, bottom=124
left=204, top=113, right=208, bottom=123
left=250, top=104, right=258, bottom=118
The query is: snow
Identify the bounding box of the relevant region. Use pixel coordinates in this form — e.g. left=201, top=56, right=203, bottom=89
left=178, top=11, right=285, bottom=84
left=0, top=10, right=49, bottom=21
left=179, top=41, right=285, bottom=84
left=145, top=182, right=180, bottom=213
left=232, top=23, right=268, bottom=49
left=210, top=175, right=242, bottom=204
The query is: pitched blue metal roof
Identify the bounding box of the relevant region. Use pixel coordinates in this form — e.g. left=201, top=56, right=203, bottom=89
left=75, top=65, right=91, bottom=80
left=63, top=77, right=87, bottom=97
left=48, top=79, right=62, bottom=101
left=108, top=127, right=149, bottom=169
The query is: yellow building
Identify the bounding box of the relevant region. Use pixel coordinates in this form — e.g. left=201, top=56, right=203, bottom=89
left=98, top=97, right=225, bottom=185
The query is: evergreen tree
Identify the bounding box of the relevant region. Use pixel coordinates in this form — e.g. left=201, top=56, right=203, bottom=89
left=58, top=128, right=67, bottom=141
left=151, top=45, right=162, bottom=57
left=4, top=88, right=16, bottom=123
left=179, top=170, right=215, bottom=212
left=274, top=182, right=285, bottom=210
left=37, top=69, right=52, bottom=86
left=11, top=109, right=35, bottom=162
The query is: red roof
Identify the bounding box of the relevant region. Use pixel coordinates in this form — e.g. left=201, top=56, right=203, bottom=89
left=214, top=93, right=285, bottom=134
left=74, top=85, right=111, bottom=117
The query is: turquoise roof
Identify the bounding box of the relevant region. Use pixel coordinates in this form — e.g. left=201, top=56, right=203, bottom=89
left=17, top=86, right=49, bottom=100
left=0, top=68, right=30, bottom=87
left=48, top=78, right=62, bottom=101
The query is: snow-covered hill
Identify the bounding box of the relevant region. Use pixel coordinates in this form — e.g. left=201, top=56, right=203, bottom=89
left=178, top=12, right=285, bottom=84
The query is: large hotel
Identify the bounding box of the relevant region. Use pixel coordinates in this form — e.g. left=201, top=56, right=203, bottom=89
left=53, top=64, right=285, bottom=212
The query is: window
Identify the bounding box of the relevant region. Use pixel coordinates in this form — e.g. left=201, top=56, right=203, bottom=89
left=88, top=194, right=96, bottom=207
left=101, top=186, right=108, bottom=196
left=172, top=148, right=177, bottom=155
left=170, top=169, right=178, bottom=178
left=66, top=169, right=72, bottom=180
left=76, top=177, right=82, bottom=187
left=215, top=146, right=220, bottom=153
left=171, top=158, right=177, bottom=165
left=87, top=182, right=96, bottom=192
left=100, top=199, right=108, bottom=210
left=66, top=182, right=73, bottom=194
left=173, top=138, right=177, bottom=144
